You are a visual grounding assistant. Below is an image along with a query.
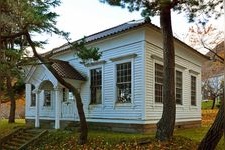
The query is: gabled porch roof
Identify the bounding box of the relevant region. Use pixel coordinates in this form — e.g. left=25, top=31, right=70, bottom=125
left=51, top=59, right=86, bottom=81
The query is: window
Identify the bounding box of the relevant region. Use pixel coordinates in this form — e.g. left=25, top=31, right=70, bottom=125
left=155, top=63, right=163, bottom=103
left=43, top=90, right=51, bottom=106
left=176, top=71, right=182, bottom=105
left=191, top=76, right=197, bottom=106
left=155, top=64, right=183, bottom=104
left=63, top=88, right=74, bottom=102
left=116, top=62, right=131, bottom=103
left=30, top=84, right=36, bottom=107
left=62, top=88, right=67, bottom=102
left=68, top=90, right=74, bottom=100
left=90, top=68, right=102, bottom=104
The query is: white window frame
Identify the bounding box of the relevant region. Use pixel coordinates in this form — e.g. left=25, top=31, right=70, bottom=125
left=153, top=59, right=186, bottom=107
left=189, top=69, right=199, bottom=108
left=62, top=88, right=67, bottom=102
left=30, top=84, right=36, bottom=107
left=113, top=59, right=134, bottom=107
left=175, top=69, right=183, bottom=105
left=43, top=90, right=52, bottom=107
left=90, top=67, right=103, bottom=105
left=154, top=63, right=164, bottom=104
left=153, top=60, right=164, bottom=106
left=62, top=88, right=74, bottom=102
left=110, top=53, right=137, bottom=108
left=190, top=75, right=197, bottom=106
left=88, top=64, right=104, bottom=108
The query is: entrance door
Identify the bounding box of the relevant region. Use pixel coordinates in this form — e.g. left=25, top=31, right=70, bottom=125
left=61, top=89, right=76, bottom=118
left=61, top=100, right=75, bottom=118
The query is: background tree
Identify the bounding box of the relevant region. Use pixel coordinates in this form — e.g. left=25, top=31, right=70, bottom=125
left=99, top=0, right=224, bottom=141
left=183, top=16, right=225, bottom=149
left=198, top=102, right=224, bottom=149
left=0, top=0, right=101, bottom=144
left=0, top=2, right=2, bottom=121
left=185, top=23, right=223, bottom=54
left=202, top=77, right=223, bottom=109
left=0, top=0, right=26, bottom=123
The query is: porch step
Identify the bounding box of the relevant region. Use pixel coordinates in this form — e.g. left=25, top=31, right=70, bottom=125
left=0, top=128, right=48, bottom=150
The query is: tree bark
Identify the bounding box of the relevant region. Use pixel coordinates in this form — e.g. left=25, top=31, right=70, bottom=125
left=0, top=81, right=2, bottom=121
left=0, top=0, right=2, bottom=122
left=25, top=32, right=88, bottom=144
left=7, top=76, right=16, bottom=123
left=155, top=4, right=176, bottom=141
left=198, top=103, right=224, bottom=149
left=211, top=97, right=216, bottom=109
left=73, top=88, right=88, bottom=144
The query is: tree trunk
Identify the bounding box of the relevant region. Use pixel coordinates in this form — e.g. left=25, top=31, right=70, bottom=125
left=25, top=32, right=88, bottom=144
left=155, top=4, right=176, bottom=141
left=198, top=103, right=224, bottom=149
left=73, top=88, right=88, bottom=144
left=7, top=76, right=16, bottom=123
left=0, top=0, right=2, bottom=122
left=0, top=82, right=2, bottom=121
left=211, top=97, right=216, bottom=109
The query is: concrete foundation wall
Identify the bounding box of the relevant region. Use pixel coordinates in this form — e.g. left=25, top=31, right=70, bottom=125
left=25, top=119, right=201, bottom=133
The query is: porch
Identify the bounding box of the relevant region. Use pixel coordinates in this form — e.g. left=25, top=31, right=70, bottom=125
left=25, top=60, right=86, bottom=129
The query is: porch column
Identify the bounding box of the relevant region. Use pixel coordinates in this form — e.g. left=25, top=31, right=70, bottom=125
left=35, top=89, right=40, bottom=128
left=25, top=84, right=31, bottom=117
left=55, top=87, right=61, bottom=129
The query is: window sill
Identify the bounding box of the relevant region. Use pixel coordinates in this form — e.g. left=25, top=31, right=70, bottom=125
left=89, top=103, right=102, bottom=106
left=115, top=103, right=132, bottom=107
left=189, top=105, right=198, bottom=110
left=42, top=106, right=52, bottom=110
left=154, top=103, right=163, bottom=107
left=88, top=104, right=103, bottom=110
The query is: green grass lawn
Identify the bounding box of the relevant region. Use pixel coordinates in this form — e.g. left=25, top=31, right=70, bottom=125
left=202, top=100, right=213, bottom=109
left=201, top=100, right=222, bottom=110
left=0, top=119, right=25, bottom=138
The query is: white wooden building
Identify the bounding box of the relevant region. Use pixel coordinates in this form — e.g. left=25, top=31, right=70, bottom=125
left=24, top=19, right=208, bottom=132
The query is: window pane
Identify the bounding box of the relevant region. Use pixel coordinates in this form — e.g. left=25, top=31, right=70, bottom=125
left=90, top=68, right=102, bottom=104
left=191, top=76, right=196, bottom=106
left=116, top=62, right=132, bottom=103
left=155, top=64, right=163, bottom=103
left=155, top=84, right=163, bottom=103
left=176, top=71, right=182, bottom=105
left=31, top=84, right=36, bottom=107
left=62, top=88, right=67, bottom=102
left=44, top=90, right=51, bottom=106
left=31, top=93, right=36, bottom=107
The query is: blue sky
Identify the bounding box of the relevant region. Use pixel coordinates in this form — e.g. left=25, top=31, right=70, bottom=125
left=35, top=0, right=223, bottom=54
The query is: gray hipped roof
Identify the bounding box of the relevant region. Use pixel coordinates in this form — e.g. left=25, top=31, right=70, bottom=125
left=51, top=19, right=147, bottom=54
left=49, top=19, right=208, bottom=60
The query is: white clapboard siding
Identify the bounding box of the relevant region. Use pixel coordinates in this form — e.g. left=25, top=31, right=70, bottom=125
left=84, top=30, right=145, bottom=121
left=144, top=27, right=203, bottom=123
left=48, top=28, right=146, bottom=122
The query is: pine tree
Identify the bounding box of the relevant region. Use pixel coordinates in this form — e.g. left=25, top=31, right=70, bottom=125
left=0, top=0, right=101, bottom=144
left=99, top=0, right=224, bottom=142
